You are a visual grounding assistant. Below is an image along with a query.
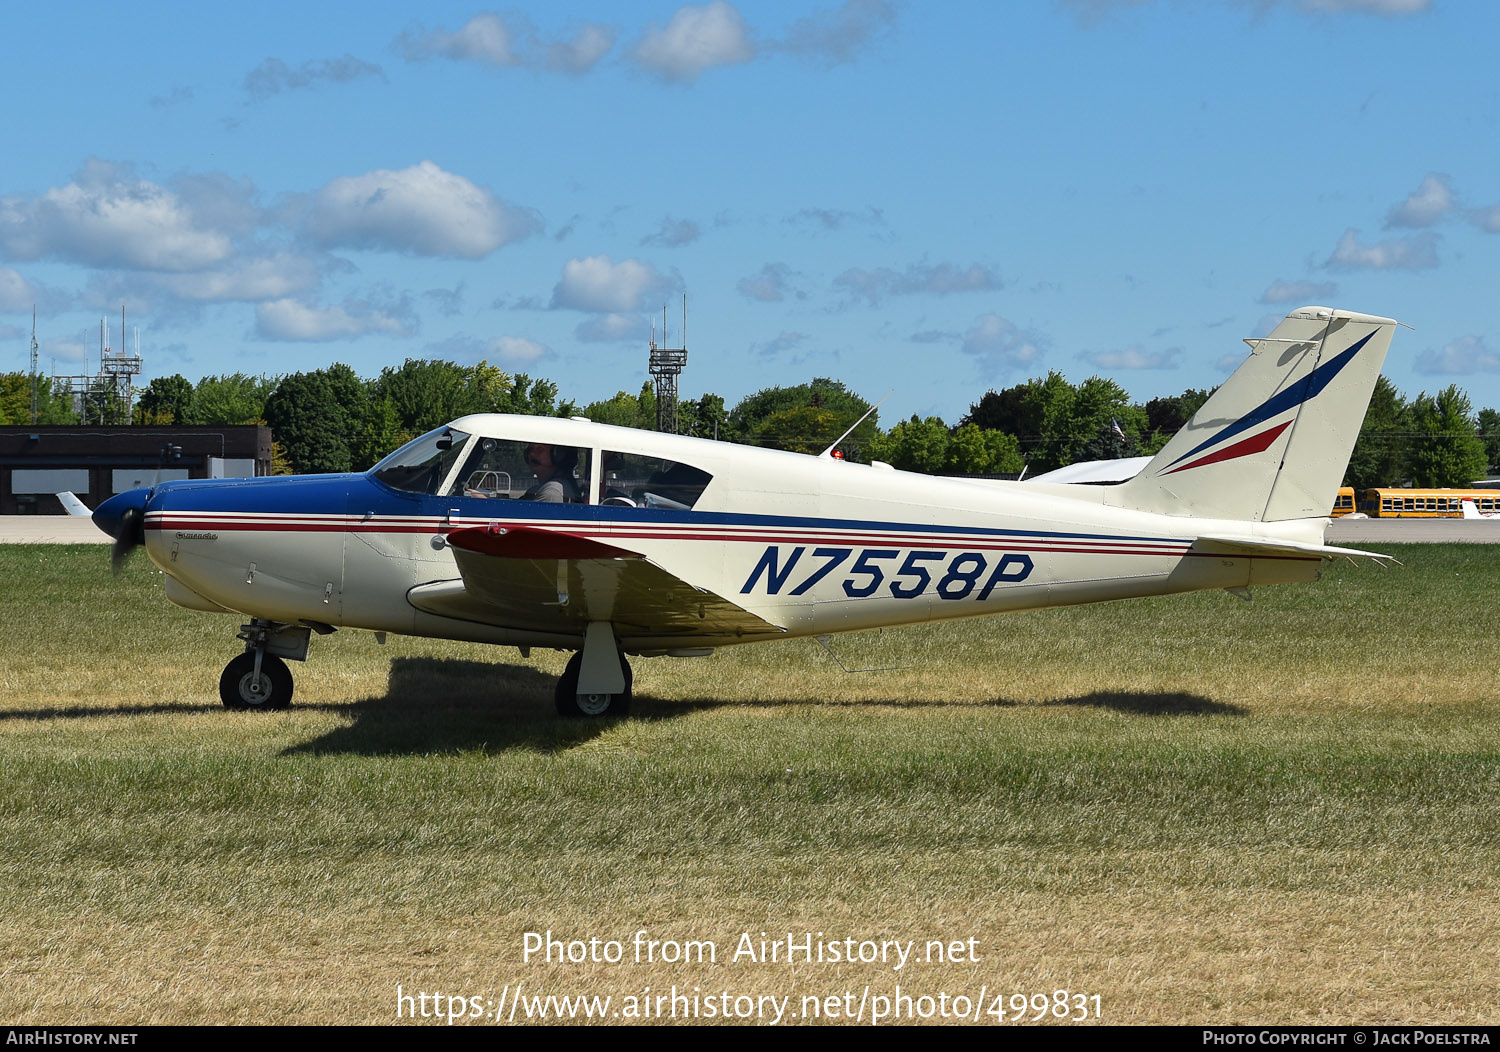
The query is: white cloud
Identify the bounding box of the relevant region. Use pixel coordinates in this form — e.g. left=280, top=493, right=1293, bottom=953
left=834, top=262, right=1002, bottom=306
left=641, top=216, right=701, bottom=247
left=576, top=313, right=651, bottom=342
left=737, top=262, right=801, bottom=302
left=0, top=267, right=38, bottom=311
left=148, top=85, right=196, bottom=109
left=0, top=162, right=234, bottom=272
left=545, top=23, right=617, bottom=73
left=301, top=161, right=540, bottom=258
left=961, top=314, right=1044, bottom=374
left=244, top=54, right=386, bottom=100
left=255, top=298, right=411, bottom=341
left=1465, top=203, right=1500, bottom=234
left=1384, top=173, right=1453, bottom=228
left=1415, top=335, right=1500, bottom=375
left=632, top=2, right=754, bottom=83
left=397, top=13, right=520, bottom=67
left=786, top=206, right=885, bottom=232
left=754, top=331, right=809, bottom=358
left=153, top=253, right=326, bottom=302
left=1295, top=0, right=1429, bottom=12
left=550, top=255, right=673, bottom=313
left=1259, top=278, right=1338, bottom=304
left=1063, top=0, right=1428, bottom=23
left=48, top=338, right=87, bottom=364
left=1324, top=228, right=1439, bottom=271
left=779, top=0, right=895, bottom=65
left=491, top=336, right=552, bottom=366
left=1077, top=346, right=1180, bottom=370
left=424, top=284, right=465, bottom=317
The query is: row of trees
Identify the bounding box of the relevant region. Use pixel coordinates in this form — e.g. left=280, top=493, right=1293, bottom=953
left=1, top=361, right=1496, bottom=488
left=1346, top=377, right=1494, bottom=491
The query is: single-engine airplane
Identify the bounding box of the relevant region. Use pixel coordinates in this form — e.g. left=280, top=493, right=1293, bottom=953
left=93, top=305, right=1397, bottom=717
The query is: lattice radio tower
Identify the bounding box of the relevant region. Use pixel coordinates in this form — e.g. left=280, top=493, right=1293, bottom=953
left=54, top=306, right=144, bottom=424
left=648, top=295, right=688, bottom=433
left=28, top=307, right=39, bottom=425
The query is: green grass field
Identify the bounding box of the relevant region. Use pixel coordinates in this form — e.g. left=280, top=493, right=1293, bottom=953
left=1, top=544, right=1496, bottom=1025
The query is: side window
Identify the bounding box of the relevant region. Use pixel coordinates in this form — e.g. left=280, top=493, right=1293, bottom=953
left=446, top=439, right=592, bottom=504
left=599, top=452, right=713, bottom=510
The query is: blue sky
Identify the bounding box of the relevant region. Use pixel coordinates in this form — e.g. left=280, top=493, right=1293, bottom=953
left=2, top=0, right=1497, bottom=424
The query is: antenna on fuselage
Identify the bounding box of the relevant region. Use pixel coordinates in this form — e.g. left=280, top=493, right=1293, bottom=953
left=818, top=390, right=892, bottom=459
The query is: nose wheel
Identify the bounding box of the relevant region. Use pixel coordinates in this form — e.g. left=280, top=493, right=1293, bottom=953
left=220, top=652, right=294, bottom=710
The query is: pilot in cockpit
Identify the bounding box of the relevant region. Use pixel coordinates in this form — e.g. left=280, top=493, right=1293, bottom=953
left=522, top=444, right=581, bottom=502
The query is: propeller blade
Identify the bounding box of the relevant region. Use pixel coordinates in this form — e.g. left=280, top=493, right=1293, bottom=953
left=111, top=506, right=144, bottom=575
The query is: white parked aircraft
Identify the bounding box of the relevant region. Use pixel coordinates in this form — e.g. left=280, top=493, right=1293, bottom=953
left=55, top=491, right=91, bottom=517
left=94, top=305, right=1396, bottom=717
left=1461, top=499, right=1499, bottom=520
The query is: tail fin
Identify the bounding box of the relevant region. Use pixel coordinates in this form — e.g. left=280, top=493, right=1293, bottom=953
left=1109, top=306, right=1397, bottom=522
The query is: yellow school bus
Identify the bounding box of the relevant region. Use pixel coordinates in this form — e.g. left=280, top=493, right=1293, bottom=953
left=1364, top=488, right=1500, bottom=517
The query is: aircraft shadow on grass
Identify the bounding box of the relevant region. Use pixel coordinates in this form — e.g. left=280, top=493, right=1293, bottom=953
left=1037, top=691, right=1247, bottom=716
left=285, top=658, right=1245, bottom=757
left=285, top=656, right=687, bottom=756
left=0, top=701, right=225, bottom=721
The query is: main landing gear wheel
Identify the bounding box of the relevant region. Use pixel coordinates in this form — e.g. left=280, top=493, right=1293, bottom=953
left=555, top=650, right=632, bottom=718
left=220, top=652, right=294, bottom=711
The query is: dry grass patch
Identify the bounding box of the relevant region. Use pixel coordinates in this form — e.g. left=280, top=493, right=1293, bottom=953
left=0, top=544, right=1496, bottom=1024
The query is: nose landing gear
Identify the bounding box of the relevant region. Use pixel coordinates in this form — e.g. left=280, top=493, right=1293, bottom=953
left=219, top=619, right=311, bottom=711
left=220, top=651, right=294, bottom=710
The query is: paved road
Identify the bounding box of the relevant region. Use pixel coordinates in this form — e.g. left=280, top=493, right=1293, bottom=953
left=1, top=517, right=110, bottom=544
left=1326, top=517, right=1500, bottom=544
left=3, top=515, right=1495, bottom=545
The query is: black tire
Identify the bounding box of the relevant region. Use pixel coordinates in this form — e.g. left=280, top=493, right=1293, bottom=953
left=220, top=652, right=294, bottom=710
left=554, top=649, right=632, bottom=718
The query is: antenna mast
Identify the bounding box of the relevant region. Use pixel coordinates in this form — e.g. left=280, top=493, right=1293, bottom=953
left=647, top=293, right=688, bottom=433
left=28, top=307, right=39, bottom=425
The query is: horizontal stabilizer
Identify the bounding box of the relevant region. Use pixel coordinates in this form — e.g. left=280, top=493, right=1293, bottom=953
left=1192, top=534, right=1393, bottom=564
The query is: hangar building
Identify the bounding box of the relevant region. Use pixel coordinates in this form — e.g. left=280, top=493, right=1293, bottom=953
left=0, top=426, right=272, bottom=515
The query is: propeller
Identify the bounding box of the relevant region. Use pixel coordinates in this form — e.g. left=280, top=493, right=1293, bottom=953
left=111, top=505, right=146, bottom=575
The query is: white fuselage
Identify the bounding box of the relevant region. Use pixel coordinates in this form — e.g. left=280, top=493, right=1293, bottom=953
left=142, top=414, right=1329, bottom=654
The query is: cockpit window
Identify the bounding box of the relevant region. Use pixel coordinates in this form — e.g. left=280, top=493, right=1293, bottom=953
left=599, top=451, right=713, bottom=510
left=446, top=439, right=592, bottom=504
left=370, top=427, right=471, bottom=494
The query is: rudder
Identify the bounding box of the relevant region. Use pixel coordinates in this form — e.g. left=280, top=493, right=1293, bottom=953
left=1109, top=306, right=1397, bottom=522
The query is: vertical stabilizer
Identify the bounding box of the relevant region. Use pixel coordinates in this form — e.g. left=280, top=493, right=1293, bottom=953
left=1109, top=306, right=1396, bottom=522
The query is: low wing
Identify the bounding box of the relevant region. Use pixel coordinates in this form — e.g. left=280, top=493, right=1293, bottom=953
left=1192, top=534, right=1393, bottom=564
left=407, top=525, right=785, bottom=641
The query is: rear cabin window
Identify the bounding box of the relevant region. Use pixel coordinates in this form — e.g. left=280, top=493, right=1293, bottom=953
left=598, top=452, right=713, bottom=510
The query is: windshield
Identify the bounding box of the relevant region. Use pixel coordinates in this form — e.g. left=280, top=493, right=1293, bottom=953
left=370, top=427, right=471, bottom=494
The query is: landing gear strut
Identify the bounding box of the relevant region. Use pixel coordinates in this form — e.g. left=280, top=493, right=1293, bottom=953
left=555, top=650, right=632, bottom=718
left=219, top=619, right=307, bottom=711
left=555, top=622, right=632, bottom=718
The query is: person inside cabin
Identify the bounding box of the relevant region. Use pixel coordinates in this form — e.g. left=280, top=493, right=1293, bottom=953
left=522, top=443, right=581, bottom=503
